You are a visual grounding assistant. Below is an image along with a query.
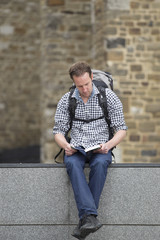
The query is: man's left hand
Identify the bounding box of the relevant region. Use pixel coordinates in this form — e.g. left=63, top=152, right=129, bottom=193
left=94, top=143, right=109, bottom=154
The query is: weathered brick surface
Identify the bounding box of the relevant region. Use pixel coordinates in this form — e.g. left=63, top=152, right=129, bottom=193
left=130, top=135, right=140, bottom=142
left=130, top=65, right=142, bottom=72
left=47, top=0, right=65, bottom=6
left=103, top=0, right=160, bottom=163
left=129, top=28, right=141, bottom=35
left=139, top=122, right=155, bottom=132
left=40, top=0, right=92, bottom=162
left=106, top=51, right=124, bottom=61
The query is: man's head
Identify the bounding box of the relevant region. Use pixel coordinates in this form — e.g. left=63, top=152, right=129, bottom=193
left=69, top=62, right=93, bottom=100
left=69, top=62, right=92, bottom=80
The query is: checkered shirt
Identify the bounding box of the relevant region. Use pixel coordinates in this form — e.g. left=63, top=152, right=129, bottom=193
left=53, top=84, right=127, bottom=149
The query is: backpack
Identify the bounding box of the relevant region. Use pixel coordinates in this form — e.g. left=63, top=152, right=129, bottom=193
left=54, top=69, right=114, bottom=161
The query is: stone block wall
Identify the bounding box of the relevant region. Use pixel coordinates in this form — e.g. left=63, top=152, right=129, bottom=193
left=103, top=0, right=160, bottom=162
left=40, top=0, right=93, bottom=162
left=41, top=0, right=160, bottom=163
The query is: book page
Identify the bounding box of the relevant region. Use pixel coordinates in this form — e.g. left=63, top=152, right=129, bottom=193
left=85, top=145, right=101, bottom=153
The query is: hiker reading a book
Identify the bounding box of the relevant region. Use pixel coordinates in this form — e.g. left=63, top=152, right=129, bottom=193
left=53, top=62, right=127, bottom=239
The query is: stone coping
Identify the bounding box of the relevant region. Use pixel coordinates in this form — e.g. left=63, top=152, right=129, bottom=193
left=0, top=163, right=160, bottom=168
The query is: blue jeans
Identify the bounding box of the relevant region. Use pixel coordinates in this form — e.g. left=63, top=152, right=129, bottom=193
left=64, top=147, right=112, bottom=219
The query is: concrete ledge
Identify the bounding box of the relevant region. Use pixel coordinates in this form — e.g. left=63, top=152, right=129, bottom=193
left=0, top=164, right=160, bottom=240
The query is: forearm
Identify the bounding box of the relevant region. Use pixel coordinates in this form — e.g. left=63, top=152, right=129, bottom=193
left=106, top=130, right=127, bottom=150
left=54, top=133, right=77, bottom=156
left=94, top=129, right=127, bottom=154
left=54, top=133, right=70, bottom=149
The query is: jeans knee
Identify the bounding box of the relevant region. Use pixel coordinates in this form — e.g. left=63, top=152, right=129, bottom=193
left=64, top=155, right=82, bottom=172
left=65, top=158, right=74, bottom=171
left=95, top=159, right=108, bottom=170
left=90, top=155, right=111, bottom=171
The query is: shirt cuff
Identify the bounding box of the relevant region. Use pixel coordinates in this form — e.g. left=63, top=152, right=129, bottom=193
left=114, top=125, right=128, bottom=132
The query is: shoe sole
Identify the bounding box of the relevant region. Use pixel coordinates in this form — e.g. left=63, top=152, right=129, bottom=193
left=71, top=235, right=85, bottom=240
left=71, top=233, right=86, bottom=240
left=80, top=224, right=103, bottom=238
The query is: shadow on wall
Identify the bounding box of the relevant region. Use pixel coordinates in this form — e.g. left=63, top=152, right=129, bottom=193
left=0, top=145, right=40, bottom=164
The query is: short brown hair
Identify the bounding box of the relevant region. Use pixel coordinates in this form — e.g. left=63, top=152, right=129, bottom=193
left=69, top=62, right=92, bottom=80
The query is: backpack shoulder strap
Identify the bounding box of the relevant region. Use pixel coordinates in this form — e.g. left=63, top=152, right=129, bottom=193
left=97, top=86, right=114, bottom=140
left=68, top=88, right=77, bottom=125
left=54, top=88, right=77, bottom=162
left=97, top=86, right=115, bottom=157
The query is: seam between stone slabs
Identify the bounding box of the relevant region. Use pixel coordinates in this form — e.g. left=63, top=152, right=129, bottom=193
left=0, top=224, right=160, bottom=227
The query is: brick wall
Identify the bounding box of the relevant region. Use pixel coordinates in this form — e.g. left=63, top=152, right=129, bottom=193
left=40, top=0, right=93, bottom=162
left=40, top=0, right=160, bottom=163
left=103, top=0, right=160, bottom=162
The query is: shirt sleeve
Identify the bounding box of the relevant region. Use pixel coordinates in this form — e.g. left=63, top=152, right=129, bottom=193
left=53, top=92, right=71, bottom=136
left=106, top=89, right=128, bottom=133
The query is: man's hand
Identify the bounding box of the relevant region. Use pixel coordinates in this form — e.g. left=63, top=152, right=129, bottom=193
left=54, top=133, right=77, bottom=156
left=94, top=143, right=109, bottom=154
left=94, top=130, right=127, bottom=154
left=65, top=144, right=77, bottom=156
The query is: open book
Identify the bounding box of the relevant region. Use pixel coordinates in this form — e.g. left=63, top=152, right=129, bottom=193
left=71, top=144, right=101, bottom=153
left=84, top=145, right=101, bottom=152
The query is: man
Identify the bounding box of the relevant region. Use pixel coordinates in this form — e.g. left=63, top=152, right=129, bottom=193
left=53, top=62, right=127, bottom=239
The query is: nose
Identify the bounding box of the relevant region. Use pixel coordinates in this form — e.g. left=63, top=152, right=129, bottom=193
left=82, top=86, right=87, bottom=92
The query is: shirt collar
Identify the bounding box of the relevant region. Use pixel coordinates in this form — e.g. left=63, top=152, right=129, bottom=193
left=71, top=83, right=99, bottom=101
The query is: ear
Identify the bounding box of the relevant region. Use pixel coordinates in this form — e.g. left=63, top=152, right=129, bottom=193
left=91, top=72, right=93, bottom=80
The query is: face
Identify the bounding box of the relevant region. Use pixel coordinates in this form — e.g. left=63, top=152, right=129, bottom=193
left=73, top=72, right=93, bottom=99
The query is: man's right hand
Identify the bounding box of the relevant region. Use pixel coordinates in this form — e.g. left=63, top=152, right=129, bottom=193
left=54, top=133, right=77, bottom=156
left=65, top=144, right=77, bottom=156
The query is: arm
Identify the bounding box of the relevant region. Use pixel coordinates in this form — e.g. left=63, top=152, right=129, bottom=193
left=53, top=93, right=77, bottom=156
left=96, top=129, right=126, bottom=154
left=54, top=133, right=77, bottom=156
left=96, top=89, right=127, bottom=154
